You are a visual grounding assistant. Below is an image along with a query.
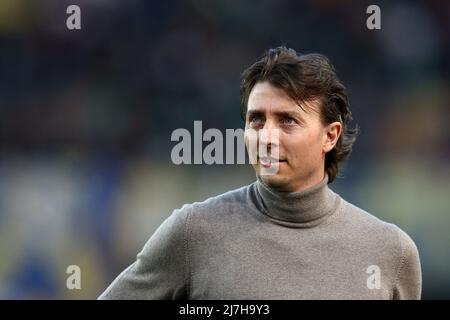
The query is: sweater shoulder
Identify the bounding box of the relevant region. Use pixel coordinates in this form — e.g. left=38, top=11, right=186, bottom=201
left=337, top=198, right=421, bottom=298
left=339, top=198, right=400, bottom=234
left=177, top=184, right=252, bottom=219
left=338, top=198, right=419, bottom=253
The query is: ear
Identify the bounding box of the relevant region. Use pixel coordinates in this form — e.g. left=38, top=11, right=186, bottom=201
left=322, top=122, right=342, bottom=153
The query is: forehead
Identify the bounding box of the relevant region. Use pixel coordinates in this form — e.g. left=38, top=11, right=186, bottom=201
left=247, top=81, right=319, bottom=115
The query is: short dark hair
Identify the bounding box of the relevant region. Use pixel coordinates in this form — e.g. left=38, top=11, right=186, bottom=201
left=240, top=46, right=359, bottom=183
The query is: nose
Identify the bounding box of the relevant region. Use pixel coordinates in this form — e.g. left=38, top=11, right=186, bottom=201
left=260, top=120, right=278, bottom=148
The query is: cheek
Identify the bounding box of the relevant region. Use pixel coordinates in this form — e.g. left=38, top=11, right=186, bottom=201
left=244, top=130, right=253, bottom=149
left=244, top=130, right=258, bottom=161
left=283, top=130, right=323, bottom=160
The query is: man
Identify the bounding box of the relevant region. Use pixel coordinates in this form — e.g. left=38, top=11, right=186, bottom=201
left=99, top=46, right=421, bottom=300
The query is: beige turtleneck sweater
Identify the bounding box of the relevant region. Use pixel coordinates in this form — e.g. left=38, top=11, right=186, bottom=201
left=99, top=173, right=422, bottom=299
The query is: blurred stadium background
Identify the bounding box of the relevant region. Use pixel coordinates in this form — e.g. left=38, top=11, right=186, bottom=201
left=0, top=0, right=449, bottom=299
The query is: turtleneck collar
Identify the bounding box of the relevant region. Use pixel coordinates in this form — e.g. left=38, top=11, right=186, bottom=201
left=252, top=173, right=341, bottom=228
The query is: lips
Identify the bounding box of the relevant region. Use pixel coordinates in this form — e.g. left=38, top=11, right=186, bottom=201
left=258, top=156, right=286, bottom=168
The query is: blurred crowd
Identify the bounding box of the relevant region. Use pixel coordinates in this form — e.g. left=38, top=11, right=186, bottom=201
left=0, top=0, right=449, bottom=299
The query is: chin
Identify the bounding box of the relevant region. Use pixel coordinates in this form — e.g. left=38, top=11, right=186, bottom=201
left=259, top=173, right=291, bottom=191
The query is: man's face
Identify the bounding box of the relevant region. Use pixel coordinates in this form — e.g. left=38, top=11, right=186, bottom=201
left=244, top=81, right=340, bottom=192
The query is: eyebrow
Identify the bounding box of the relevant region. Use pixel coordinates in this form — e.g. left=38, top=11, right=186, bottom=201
left=246, top=108, right=305, bottom=122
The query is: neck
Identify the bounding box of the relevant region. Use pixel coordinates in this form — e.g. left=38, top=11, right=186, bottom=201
left=252, top=172, right=341, bottom=228
left=277, top=171, right=327, bottom=193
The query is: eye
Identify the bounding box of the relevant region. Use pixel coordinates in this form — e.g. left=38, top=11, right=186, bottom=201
left=282, top=117, right=295, bottom=125
left=249, top=116, right=263, bottom=125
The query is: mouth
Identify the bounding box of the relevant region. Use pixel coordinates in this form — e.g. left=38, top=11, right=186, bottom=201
left=258, top=156, right=286, bottom=168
